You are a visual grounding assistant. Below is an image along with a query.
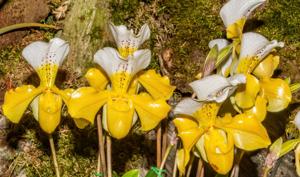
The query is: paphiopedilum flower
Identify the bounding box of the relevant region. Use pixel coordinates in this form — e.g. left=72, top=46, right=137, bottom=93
left=220, top=0, right=265, bottom=39
left=232, top=32, right=291, bottom=116
left=210, top=0, right=266, bottom=77
left=2, top=38, right=72, bottom=134
left=109, top=23, right=150, bottom=59
left=68, top=47, right=175, bottom=139
left=173, top=97, right=271, bottom=174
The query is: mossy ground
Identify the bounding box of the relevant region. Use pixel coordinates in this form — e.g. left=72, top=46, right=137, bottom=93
left=0, top=0, right=300, bottom=176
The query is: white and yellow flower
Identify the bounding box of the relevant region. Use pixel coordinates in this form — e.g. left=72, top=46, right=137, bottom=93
left=2, top=38, right=72, bottom=134
left=220, top=0, right=266, bottom=39
left=233, top=32, right=291, bottom=115
left=68, top=47, right=175, bottom=139
left=109, top=23, right=150, bottom=59
left=173, top=83, right=270, bottom=175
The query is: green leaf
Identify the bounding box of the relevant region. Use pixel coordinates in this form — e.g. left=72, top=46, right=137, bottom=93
left=145, top=167, right=165, bottom=177
left=270, top=137, right=283, bottom=157
left=203, top=45, right=218, bottom=76
left=279, top=138, right=300, bottom=158
left=215, top=44, right=233, bottom=68
left=0, top=23, right=57, bottom=35
left=121, top=169, right=139, bottom=177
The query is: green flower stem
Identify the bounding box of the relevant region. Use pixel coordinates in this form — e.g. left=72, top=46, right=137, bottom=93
left=0, top=23, right=58, bottom=35
left=97, top=114, right=107, bottom=177
left=49, top=134, right=60, bottom=177
left=106, top=135, right=112, bottom=177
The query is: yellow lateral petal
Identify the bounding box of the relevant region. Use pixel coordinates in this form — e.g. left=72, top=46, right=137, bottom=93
left=68, top=87, right=108, bottom=123
left=176, top=149, right=186, bottom=175
left=217, top=114, right=271, bottom=150
left=195, top=135, right=208, bottom=162
left=235, top=74, right=260, bottom=109
left=38, top=92, right=62, bottom=134
left=2, top=85, right=42, bottom=123
left=137, top=70, right=175, bottom=100
left=173, top=117, right=198, bottom=134
left=260, top=78, right=292, bottom=112
left=253, top=54, right=280, bottom=79
left=204, top=129, right=234, bottom=175
left=85, top=68, right=109, bottom=90
left=245, top=96, right=267, bottom=122
left=106, top=96, right=134, bottom=139
left=131, top=93, right=171, bottom=131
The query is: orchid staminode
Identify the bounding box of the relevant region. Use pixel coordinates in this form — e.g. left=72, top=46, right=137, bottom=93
left=2, top=38, right=72, bottom=134
left=109, top=23, right=150, bottom=59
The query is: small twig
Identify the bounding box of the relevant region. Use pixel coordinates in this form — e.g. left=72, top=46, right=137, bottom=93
left=186, top=155, right=195, bottom=177
left=157, top=126, right=162, bottom=167
left=49, top=135, right=60, bottom=177
left=159, top=143, right=175, bottom=177
left=0, top=23, right=58, bottom=35
left=196, top=158, right=204, bottom=177
left=97, top=114, right=107, bottom=176
left=106, top=135, right=112, bottom=177
left=162, top=121, right=168, bottom=158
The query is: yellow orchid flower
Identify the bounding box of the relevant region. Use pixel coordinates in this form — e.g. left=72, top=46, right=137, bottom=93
left=173, top=92, right=270, bottom=175
left=233, top=32, right=291, bottom=116
left=2, top=38, right=72, bottom=134
left=68, top=47, right=175, bottom=139
left=109, top=22, right=150, bottom=59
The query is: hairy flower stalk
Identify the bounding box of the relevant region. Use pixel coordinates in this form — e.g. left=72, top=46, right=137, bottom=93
left=2, top=38, right=71, bottom=177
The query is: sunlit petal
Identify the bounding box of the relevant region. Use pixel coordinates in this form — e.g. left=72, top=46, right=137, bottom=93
left=137, top=69, right=175, bottom=100
left=106, top=96, right=134, bottom=139
left=85, top=68, right=109, bottom=90
left=238, top=33, right=284, bottom=70
left=253, top=54, right=280, bottom=79
left=109, top=23, right=150, bottom=58
left=234, top=74, right=260, bottom=109
left=217, top=114, right=271, bottom=150
left=2, top=85, right=42, bottom=123
left=245, top=96, right=267, bottom=122
left=204, top=129, right=234, bottom=175
left=260, top=78, right=292, bottom=112
left=131, top=93, right=170, bottom=131
left=22, top=38, right=69, bottom=68
left=220, top=0, right=266, bottom=27
left=68, top=87, right=108, bottom=123
left=173, top=117, right=198, bottom=134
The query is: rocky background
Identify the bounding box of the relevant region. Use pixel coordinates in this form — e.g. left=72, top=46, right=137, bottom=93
left=0, top=0, right=299, bottom=176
